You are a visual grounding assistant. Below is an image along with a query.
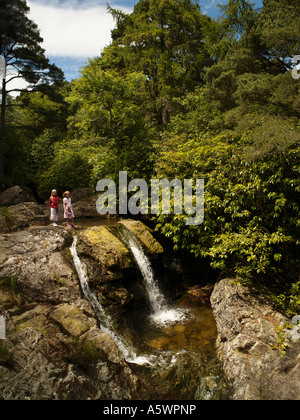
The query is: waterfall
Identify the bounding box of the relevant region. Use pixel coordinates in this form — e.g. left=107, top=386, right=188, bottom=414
left=70, top=236, right=153, bottom=366
left=119, top=228, right=187, bottom=326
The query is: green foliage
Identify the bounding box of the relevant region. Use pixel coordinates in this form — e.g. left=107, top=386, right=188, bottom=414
left=0, top=276, right=17, bottom=290
left=38, top=142, right=93, bottom=196
left=270, top=325, right=289, bottom=357
left=104, top=0, right=213, bottom=124
left=66, top=60, right=154, bottom=183
left=154, top=107, right=300, bottom=285
left=1, top=0, right=300, bottom=297
left=272, top=281, right=300, bottom=317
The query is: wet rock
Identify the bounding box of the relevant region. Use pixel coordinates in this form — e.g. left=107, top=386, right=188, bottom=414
left=185, top=284, right=214, bottom=305
left=77, top=226, right=133, bottom=282
left=76, top=226, right=134, bottom=309
left=195, top=376, right=221, bottom=400
left=50, top=304, right=96, bottom=337
left=118, top=220, right=164, bottom=254
left=211, top=278, right=300, bottom=400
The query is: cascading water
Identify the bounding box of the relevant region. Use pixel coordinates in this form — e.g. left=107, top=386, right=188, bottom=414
left=69, top=228, right=228, bottom=399
left=119, top=227, right=187, bottom=326
left=70, top=235, right=153, bottom=366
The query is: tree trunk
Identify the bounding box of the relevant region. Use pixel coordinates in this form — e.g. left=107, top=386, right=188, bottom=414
left=0, top=79, right=6, bottom=178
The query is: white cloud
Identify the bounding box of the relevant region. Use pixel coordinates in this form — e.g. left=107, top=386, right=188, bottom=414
left=27, top=1, right=131, bottom=57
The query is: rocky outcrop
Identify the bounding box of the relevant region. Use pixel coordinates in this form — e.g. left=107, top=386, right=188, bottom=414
left=0, top=227, right=77, bottom=304
left=76, top=222, right=165, bottom=310
left=0, top=219, right=165, bottom=400
left=76, top=226, right=134, bottom=309
left=72, top=195, right=104, bottom=219
left=211, top=279, right=300, bottom=400
left=0, top=186, right=37, bottom=208
left=0, top=227, right=139, bottom=400
left=0, top=202, right=48, bottom=231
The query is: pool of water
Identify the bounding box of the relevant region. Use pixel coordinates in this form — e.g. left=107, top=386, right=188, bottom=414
left=126, top=298, right=228, bottom=400
left=74, top=217, right=117, bottom=228
left=140, top=304, right=217, bottom=352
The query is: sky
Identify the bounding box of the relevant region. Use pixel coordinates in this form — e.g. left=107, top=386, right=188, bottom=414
left=8, top=0, right=263, bottom=91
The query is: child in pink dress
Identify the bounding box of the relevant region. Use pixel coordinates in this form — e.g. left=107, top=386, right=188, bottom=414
left=63, top=191, right=75, bottom=228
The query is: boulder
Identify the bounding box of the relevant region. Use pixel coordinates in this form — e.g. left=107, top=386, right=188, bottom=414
left=72, top=195, right=103, bottom=219
left=0, top=186, right=37, bottom=207
left=78, top=226, right=133, bottom=277
left=71, top=188, right=95, bottom=203
left=211, top=278, right=300, bottom=400
left=118, top=220, right=164, bottom=254
left=76, top=226, right=134, bottom=308
left=50, top=304, right=96, bottom=337
left=0, top=306, right=139, bottom=400
left=0, top=202, right=45, bottom=231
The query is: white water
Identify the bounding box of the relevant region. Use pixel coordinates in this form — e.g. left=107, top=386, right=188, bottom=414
left=120, top=228, right=187, bottom=326
left=70, top=236, right=153, bottom=366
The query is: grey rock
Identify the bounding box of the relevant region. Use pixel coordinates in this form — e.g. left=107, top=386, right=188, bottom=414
left=211, top=279, right=300, bottom=400
left=0, top=227, right=139, bottom=400
left=0, top=186, right=37, bottom=208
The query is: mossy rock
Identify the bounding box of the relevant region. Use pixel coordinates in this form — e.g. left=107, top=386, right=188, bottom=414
left=78, top=226, right=133, bottom=272
left=15, top=314, right=48, bottom=334
left=50, top=304, right=96, bottom=338
left=118, top=220, right=164, bottom=254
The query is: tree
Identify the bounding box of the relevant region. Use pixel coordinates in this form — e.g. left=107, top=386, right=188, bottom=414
left=103, top=0, right=213, bottom=125
left=0, top=0, right=64, bottom=178
left=67, top=59, right=154, bottom=183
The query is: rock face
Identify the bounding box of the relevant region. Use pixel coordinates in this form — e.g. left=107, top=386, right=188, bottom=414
left=76, top=226, right=134, bottom=309
left=0, top=202, right=47, bottom=231
left=0, top=186, right=37, bottom=208
left=76, top=222, right=165, bottom=310
left=0, top=226, right=139, bottom=400
left=211, top=279, right=300, bottom=400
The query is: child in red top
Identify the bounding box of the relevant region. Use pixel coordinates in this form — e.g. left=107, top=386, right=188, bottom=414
left=49, top=189, right=59, bottom=227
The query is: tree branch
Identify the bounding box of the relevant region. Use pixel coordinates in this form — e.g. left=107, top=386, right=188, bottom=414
left=6, top=74, right=22, bottom=84
left=6, top=88, right=29, bottom=94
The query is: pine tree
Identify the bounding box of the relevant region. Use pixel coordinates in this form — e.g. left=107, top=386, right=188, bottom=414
left=0, top=0, right=64, bottom=177
left=104, top=0, right=213, bottom=125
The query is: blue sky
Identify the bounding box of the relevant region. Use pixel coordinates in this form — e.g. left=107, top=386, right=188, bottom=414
left=25, top=0, right=263, bottom=82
